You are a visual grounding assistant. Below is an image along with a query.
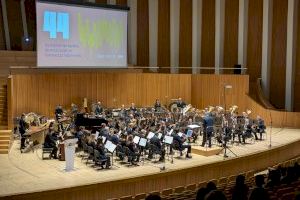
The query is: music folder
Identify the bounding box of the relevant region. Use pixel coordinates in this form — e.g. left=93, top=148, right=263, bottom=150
left=139, top=138, right=147, bottom=147
left=133, top=135, right=140, bottom=144
left=147, top=132, right=155, bottom=139
left=178, top=132, right=183, bottom=137
left=164, top=135, right=173, bottom=145
left=105, top=140, right=117, bottom=153
left=157, top=133, right=162, bottom=139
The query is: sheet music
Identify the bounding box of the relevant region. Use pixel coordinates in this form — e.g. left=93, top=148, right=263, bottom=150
left=167, top=129, right=173, bottom=136
left=133, top=136, right=140, bottom=144
left=139, top=138, right=147, bottom=147
left=95, top=131, right=99, bottom=139
left=178, top=132, right=183, bottom=137
left=147, top=132, right=155, bottom=139
left=105, top=140, right=116, bottom=153
left=164, top=135, right=173, bottom=144
left=102, top=136, right=107, bottom=143
left=157, top=133, right=162, bottom=139
left=187, top=124, right=201, bottom=129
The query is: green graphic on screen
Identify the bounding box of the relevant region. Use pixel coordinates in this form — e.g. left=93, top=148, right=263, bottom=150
left=78, top=13, right=124, bottom=49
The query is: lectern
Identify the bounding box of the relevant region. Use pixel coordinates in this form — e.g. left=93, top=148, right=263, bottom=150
left=64, top=138, right=78, bottom=171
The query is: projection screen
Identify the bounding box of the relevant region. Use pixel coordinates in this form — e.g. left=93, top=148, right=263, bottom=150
left=36, top=0, right=128, bottom=67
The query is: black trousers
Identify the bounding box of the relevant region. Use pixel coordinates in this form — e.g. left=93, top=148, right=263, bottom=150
left=202, top=131, right=212, bottom=147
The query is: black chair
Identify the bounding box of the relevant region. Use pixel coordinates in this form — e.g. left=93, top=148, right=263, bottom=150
left=172, top=140, right=183, bottom=157
left=116, top=144, right=126, bottom=160
left=42, top=144, right=53, bottom=160
left=81, top=142, right=89, bottom=161
left=149, top=144, right=161, bottom=161
left=93, top=149, right=108, bottom=169
left=86, top=146, right=94, bottom=165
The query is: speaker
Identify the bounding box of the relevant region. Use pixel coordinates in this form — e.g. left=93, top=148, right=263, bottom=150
left=234, top=64, right=242, bottom=74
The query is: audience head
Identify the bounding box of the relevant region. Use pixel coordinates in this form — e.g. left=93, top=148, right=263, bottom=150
left=205, top=190, right=227, bottom=200
left=196, top=187, right=209, bottom=200
left=235, top=174, right=246, bottom=186
left=145, top=194, right=161, bottom=200
left=206, top=181, right=217, bottom=193
left=255, top=175, right=265, bottom=187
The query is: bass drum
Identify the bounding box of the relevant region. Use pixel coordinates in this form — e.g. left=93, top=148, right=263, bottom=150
left=169, top=102, right=178, bottom=112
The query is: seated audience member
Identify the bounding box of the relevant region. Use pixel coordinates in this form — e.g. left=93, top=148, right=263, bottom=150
left=295, top=193, right=300, bottom=200
left=205, top=190, right=227, bottom=200
left=266, top=167, right=281, bottom=187
left=249, top=175, right=270, bottom=200
left=206, top=181, right=217, bottom=193
left=145, top=194, right=161, bottom=200
left=231, top=175, right=248, bottom=200
left=196, top=187, right=209, bottom=200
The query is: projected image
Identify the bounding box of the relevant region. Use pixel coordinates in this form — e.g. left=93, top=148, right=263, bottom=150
left=36, top=1, right=128, bottom=67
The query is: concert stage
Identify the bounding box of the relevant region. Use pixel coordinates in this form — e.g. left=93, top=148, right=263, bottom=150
left=1, top=128, right=300, bottom=200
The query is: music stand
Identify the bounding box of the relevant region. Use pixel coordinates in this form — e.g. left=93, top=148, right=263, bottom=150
left=104, top=140, right=118, bottom=168
left=138, top=138, right=147, bottom=165
left=163, top=135, right=174, bottom=163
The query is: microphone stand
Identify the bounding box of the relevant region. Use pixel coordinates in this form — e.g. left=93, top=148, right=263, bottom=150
left=268, top=109, right=272, bottom=148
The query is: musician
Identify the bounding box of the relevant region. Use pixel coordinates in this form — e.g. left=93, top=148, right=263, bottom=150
left=19, top=113, right=27, bottom=150
left=202, top=113, right=214, bottom=148
left=176, top=97, right=186, bottom=109
left=130, top=103, right=137, bottom=112
left=96, top=138, right=111, bottom=168
left=119, top=104, right=127, bottom=118
left=44, top=122, right=58, bottom=159
left=55, top=105, right=63, bottom=121
left=254, top=115, right=266, bottom=140
left=148, top=133, right=165, bottom=161
left=110, top=130, right=120, bottom=145
left=172, top=132, right=192, bottom=158
left=154, top=99, right=162, bottom=112
left=99, top=123, right=109, bottom=138
left=95, top=101, right=103, bottom=116
left=126, top=135, right=140, bottom=164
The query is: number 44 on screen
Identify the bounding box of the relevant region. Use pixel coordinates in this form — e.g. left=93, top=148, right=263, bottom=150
left=43, top=11, right=70, bottom=40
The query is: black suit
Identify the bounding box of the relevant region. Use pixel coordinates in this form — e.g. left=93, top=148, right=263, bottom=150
left=149, top=136, right=165, bottom=160
left=19, top=118, right=27, bottom=149
left=173, top=134, right=191, bottom=154
left=202, top=115, right=214, bottom=147
left=44, top=132, right=58, bottom=158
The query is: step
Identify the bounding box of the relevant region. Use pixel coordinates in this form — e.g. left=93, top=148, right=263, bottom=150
left=0, top=140, right=9, bottom=145
left=0, top=144, right=8, bottom=150
left=0, top=135, right=10, bottom=140
left=0, top=130, right=10, bottom=135
left=0, top=149, right=8, bottom=154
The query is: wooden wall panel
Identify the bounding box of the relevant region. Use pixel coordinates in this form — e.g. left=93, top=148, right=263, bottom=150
left=116, top=0, right=127, bottom=6
left=136, top=0, right=149, bottom=66
left=6, top=0, right=23, bottom=50
left=223, top=0, right=239, bottom=74
left=201, top=0, right=215, bottom=74
left=294, top=1, right=300, bottom=112
left=179, top=0, right=192, bottom=74
left=10, top=73, right=192, bottom=118
left=247, top=0, right=263, bottom=82
left=157, top=0, right=170, bottom=72
left=191, top=75, right=249, bottom=112
left=269, top=0, right=288, bottom=109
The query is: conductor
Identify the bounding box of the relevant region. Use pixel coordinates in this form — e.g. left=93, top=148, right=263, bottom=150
left=202, top=113, right=214, bottom=148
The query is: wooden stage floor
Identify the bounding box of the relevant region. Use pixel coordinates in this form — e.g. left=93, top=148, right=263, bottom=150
left=0, top=128, right=300, bottom=198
